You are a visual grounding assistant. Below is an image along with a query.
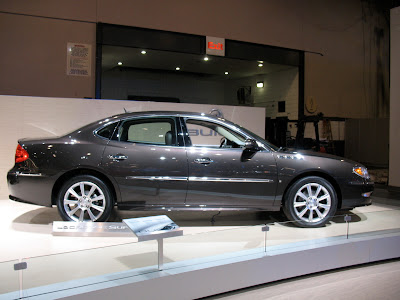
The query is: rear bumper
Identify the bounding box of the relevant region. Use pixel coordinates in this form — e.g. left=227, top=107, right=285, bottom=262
left=7, top=170, right=54, bottom=207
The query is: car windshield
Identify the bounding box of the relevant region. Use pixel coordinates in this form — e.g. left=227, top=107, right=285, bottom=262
left=240, top=126, right=280, bottom=151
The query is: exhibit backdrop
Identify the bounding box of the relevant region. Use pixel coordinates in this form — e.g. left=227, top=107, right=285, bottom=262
left=0, top=95, right=265, bottom=199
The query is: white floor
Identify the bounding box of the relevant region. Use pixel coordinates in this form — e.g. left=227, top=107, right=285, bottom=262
left=0, top=190, right=399, bottom=296
left=0, top=196, right=398, bottom=262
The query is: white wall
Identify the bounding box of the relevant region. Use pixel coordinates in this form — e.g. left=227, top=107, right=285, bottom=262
left=390, top=7, right=400, bottom=187
left=0, top=95, right=265, bottom=199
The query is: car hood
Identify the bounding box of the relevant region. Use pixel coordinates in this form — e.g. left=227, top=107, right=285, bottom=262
left=277, top=149, right=363, bottom=166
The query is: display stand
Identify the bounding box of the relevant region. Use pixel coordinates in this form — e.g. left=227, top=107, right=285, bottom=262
left=123, top=215, right=183, bottom=271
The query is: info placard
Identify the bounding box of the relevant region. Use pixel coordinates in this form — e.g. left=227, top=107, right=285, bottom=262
left=66, top=43, right=91, bottom=76
left=123, top=215, right=183, bottom=242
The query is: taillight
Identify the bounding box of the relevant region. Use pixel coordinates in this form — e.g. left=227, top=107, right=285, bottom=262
left=15, top=144, right=29, bottom=163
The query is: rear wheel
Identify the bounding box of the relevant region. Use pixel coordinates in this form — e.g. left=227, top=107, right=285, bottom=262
left=283, top=176, right=337, bottom=228
left=57, top=175, right=113, bottom=222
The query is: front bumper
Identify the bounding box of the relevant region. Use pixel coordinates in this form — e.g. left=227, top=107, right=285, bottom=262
left=340, top=178, right=374, bottom=209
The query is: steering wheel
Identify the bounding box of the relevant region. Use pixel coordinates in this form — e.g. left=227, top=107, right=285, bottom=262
left=219, top=137, right=228, bottom=148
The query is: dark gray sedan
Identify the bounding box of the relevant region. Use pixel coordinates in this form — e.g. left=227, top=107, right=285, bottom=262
left=7, top=111, right=374, bottom=227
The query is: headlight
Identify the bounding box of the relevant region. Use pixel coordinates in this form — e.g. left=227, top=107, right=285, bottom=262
left=353, top=166, right=370, bottom=179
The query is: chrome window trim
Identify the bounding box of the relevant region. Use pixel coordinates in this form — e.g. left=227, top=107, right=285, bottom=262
left=183, top=116, right=269, bottom=151
left=115, top=116, right=180, bottom=146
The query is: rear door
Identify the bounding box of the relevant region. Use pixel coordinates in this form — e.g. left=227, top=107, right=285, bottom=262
left=101, top=116, right=187, bottom=207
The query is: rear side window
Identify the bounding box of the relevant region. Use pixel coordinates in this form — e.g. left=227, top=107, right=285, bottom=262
left=96, top=122, right=118, bottom=139
left=116, top=118, right=177, bottom=146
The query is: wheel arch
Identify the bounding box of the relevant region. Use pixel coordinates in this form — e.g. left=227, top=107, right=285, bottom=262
left=282, top=171, right=342, bottom=209
left=51, top=168, right=119, bottom=206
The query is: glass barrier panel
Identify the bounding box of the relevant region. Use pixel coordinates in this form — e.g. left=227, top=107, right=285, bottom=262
left=7, top=205, right=400, bottom=298
left=0, top=260, right=20, bottom=300
left=21, top=240, right=158, bottom=298
left=163, top=225, right=265, bottom=269
left=264, top=215, right=349, bottom=252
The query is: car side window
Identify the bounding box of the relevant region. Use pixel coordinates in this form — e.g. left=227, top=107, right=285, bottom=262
left=185, top=119, right=246, bottom=148
left=116, top=118, right=177, bottom=146
left=97, top=122, right=118, bottom=139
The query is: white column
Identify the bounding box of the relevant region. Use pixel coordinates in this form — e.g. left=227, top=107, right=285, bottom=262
left=390, top=7, right=400, bottom=187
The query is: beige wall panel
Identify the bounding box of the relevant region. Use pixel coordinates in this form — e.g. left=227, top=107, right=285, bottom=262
left=0, top=95, right=265, bottom=199
left=0, top=0, right=97, bottom=22
left=96, top=0, right=304, bottom=49
left=0, top=0, right=389, bottom=120
left=390, top=7, right=400, bottom=187
left=305, top=53, right=367, bottom=118
left=302, top=1, right=378, bottom=119
left=0, top=13, right=96, bottom=98
left=345, top=119, right=389, bottom=167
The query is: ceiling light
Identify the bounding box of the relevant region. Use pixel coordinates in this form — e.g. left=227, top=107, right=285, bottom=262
left=257, top=81, right=264, bottom=88
left=141, top=50, right=147, bottom=55
left=258, top=63, right=263, bottom=67
left=176, top=67, right=180, bottom=71
left=225, top=71, right=229, bottom=75
left=204, top=57, right=209, bottom=61
left=117, top=62, right=122, bottom=66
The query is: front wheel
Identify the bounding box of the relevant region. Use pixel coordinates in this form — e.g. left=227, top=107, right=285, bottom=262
left=283, top=176, right=338, bottom=228
left=57, top=175, right=113, bottom=222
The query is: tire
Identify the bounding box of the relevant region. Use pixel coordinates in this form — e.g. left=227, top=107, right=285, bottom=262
left=283, top=176, right=338, bottom=228
left=57, top=175, right=113, bottom=222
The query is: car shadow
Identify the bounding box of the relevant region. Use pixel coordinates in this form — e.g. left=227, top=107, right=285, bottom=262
left=11, top=207, right=279, bottom=229
left=112, top=209, right=276, bottom=227
left=10, top=206, right=365, bottom=233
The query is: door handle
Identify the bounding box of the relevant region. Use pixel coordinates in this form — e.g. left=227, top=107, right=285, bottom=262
left=108, top=154, right=128, bottom=162
left=194, top=157, right=213, bottom=165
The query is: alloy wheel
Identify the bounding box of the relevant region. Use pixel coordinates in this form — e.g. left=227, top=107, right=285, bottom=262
left=293, top=182, right=331, bottom=223
left=63, top=181, right=106, bottom=222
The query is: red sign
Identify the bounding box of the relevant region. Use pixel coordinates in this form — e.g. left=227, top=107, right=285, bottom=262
left=206, top=36, right=225, bottom=56
left=208, top=42, right=224, bottom=51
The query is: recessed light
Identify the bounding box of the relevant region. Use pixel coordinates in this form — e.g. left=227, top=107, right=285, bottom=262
left=204, top=57, right=209, bottom=61
left=141, top=50, right=147, bottom=55
left=258, top=63, right=263, bottom=67
left=225, top=71, right=229, bottom=75
left=176, top=67, right=180, bottom=71
left=117, top=62, right=122, bottom=65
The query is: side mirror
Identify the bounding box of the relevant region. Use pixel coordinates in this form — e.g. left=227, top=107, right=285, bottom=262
left=245, top=139, right=259, bottom=150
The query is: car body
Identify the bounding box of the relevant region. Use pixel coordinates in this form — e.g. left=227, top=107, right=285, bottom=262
left=7, top=111, right=374, bottom=227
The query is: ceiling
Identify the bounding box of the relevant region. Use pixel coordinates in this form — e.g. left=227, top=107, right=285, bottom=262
left=101, top=45, right=294, bottom=80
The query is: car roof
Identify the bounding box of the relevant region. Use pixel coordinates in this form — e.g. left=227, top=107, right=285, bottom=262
left=111, top=111, right=225, bottom=120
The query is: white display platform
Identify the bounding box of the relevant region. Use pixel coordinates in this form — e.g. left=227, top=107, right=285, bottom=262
left=3, top=230, right=399, bottom=300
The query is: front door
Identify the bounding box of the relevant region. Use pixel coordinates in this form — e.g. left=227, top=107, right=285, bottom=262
left=183, top=118, right=278, bottom=209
